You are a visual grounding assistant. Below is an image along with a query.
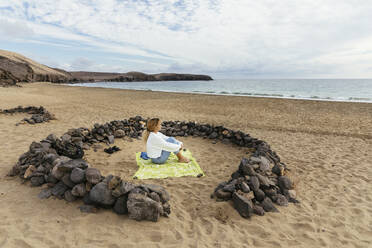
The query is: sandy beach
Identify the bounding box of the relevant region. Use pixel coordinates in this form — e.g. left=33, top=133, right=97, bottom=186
left=0, top=82, right=371, bottom=248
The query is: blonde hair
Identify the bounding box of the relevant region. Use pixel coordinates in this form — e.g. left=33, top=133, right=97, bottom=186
left=143, top=118, right=160, bottom=143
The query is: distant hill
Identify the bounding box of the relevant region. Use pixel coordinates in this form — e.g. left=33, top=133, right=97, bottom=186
left=0, top=49, right=72, bottom=86
left=70, top=71, right=213, bottom=82
left=0, top=49, right=212, bottom=86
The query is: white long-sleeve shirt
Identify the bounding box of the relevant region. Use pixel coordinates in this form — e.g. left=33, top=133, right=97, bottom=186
left=146, top=132, right=182, bottom=158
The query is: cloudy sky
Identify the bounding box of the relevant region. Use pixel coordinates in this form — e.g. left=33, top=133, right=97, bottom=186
left=1, top=0, right=372, bottom=78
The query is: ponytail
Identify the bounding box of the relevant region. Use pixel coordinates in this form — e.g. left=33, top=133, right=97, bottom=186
left=143, top=130, right=150, bottom=143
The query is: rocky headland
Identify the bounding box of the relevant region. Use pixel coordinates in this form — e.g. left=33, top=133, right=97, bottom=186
left=0, top=49, right=212, bottom=86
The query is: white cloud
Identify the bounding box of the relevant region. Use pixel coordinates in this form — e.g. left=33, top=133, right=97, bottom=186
left=0, top=18, right=34, bottom=38
left=1, top=0, right=372, bottom=77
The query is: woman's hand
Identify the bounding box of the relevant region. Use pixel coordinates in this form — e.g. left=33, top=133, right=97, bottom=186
left=180, top=143, right=183, bottom=150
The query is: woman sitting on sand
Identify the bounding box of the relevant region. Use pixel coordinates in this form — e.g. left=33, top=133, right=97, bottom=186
left=143, top=118, right=190, bottom=164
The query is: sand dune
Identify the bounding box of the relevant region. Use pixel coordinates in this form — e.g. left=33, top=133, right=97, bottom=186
left=0, top=83, right=371, bottom=248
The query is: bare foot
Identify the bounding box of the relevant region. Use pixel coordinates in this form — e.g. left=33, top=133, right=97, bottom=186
left=178, top=157, right=190, bottom=163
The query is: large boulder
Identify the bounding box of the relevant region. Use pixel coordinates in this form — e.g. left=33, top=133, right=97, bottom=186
left=89, top=182, right=115, bottom=207
left=127, top=193, right=163, bottom=222
left=232, top=192, right=254, bottom=218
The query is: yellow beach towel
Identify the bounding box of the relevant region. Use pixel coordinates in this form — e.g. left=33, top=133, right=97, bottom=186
left=134, top=149, right=204, bottom=179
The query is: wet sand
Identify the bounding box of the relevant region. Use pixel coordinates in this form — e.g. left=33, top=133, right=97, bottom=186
left=0, top=82, right=371, bottom=248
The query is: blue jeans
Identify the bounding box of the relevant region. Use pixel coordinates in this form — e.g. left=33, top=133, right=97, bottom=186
left=151, top=137, right=180, bottom=164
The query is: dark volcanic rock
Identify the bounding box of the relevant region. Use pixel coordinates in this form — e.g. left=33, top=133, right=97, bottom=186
left=162, top=202, right=171, bottom=217
left=85, top=168, right=102, bottom=184
left=127, top=193, right=163, bottom=222
left=114, top=130, right=125, bottom=138
left=46, top=174, right=59, bottom=184
left=141, top=184, right=170, bottom=203
left=256, top=174, right=273, bottom=188
left=112, top=181, right=136, bottom=198
left=253, top=189, right=266, bottom=202
left=253, top=204, right=265, bottom=216
left=30, top=176, right=45, bottom=187
left=71, top=183, right=87, bottom=197
left=232, top=192, right=254, bottom=218
left=51, top=181, right=69, bottom=198
left=259, top=156, right=271, bottom=172
left=249, top=176, right=260, bottom=191
left=64, top=190, right=77, bottom=202
left=272, top=163, right=285, bottom=176
left=70, top=168, right=85, bottom=184
left=83, top=194, right=94, bottom=205
left=38, top=188, right=52, bottom=199
left=62, top=174, right=75, bottom=188
left=215, top=189, right=232, bottom=200
left=149, top=192, right=161, bottom=202
left=275, top=194, right=289, bottom=206
left=278, top=176, right=293, bottom=190
left=58, top=159, right=88, bottom=172
left=261, top=197, right=279, bottom=212
left=55, top=140, right=84, bottom=159
left=1, top=105, right=56, bottom=124
left=240, top=182, right=250, bottom=193
left=89, top=182, right=115, bottom=207
left=241, top=163, right=256, bottom=176
left=263, top=187, right=278, bottom=198
left=113, top=195, right=128, bottom=215
left=222, top=180, right=237, bottom=193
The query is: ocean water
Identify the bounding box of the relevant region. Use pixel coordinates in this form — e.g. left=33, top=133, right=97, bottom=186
left=70, top=79, right=372, bottom=103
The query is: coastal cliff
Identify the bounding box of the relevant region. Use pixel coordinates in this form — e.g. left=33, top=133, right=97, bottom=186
left=70, top=71, right=212, bottom=82
left=0, top=49, right=212, bottom=86
left=0, top=50, right=72, bottom=86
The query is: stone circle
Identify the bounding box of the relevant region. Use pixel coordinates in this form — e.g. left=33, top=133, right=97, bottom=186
left=0, top=105, right=55, bottom=125
left=7, top=115, right=298, bottom=221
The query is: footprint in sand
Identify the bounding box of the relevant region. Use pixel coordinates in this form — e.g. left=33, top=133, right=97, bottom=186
left=149, top=231, right=163, bottom=242
left=0, top=228, right=8, bottom=247
left=13, top=239, right=32, bottom=248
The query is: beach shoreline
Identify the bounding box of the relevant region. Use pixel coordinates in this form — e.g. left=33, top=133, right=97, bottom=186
left=66, top=79, right=372, bottom=104
left=0, top=82, right=371, bottom=248
left=69, top=83, right=372, bottom=104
